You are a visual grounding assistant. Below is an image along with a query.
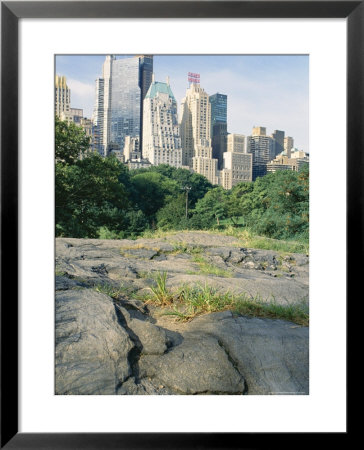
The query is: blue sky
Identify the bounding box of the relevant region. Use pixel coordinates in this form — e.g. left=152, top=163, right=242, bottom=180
left=56, top=54, right=309, bottom=152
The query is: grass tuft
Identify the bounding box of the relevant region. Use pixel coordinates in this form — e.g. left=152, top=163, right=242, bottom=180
left=93, top=283, right=134, bottom=300
left=144, top=272, right=309, bottom=326
left=213, top=226, right=308, bottom=255
left=191, top=255, right=232, bottom=278
left=148, top=271, right=174, bottom=306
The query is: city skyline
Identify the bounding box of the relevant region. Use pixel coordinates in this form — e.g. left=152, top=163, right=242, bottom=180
left=55, top=54, right=309, bottom=153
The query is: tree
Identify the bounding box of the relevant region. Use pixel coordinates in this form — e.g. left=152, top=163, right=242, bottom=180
left=236, top=168, right=309, bottom=240
left=191, top=187, right=229, bottom=228
left=156, top=194, right=187, bottom=230
left=129, top=171, right=179, bottom=221
left=226, top=182, right=254, bottom=225
left=56, top=153, right=130, bottom=237
left=148, top=165, right=213, bottom=207
left=55, top=116, right=91, bottom=164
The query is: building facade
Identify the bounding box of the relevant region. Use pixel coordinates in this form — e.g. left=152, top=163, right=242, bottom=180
left=284, top=136, right=294, bottom=158
left=92, top=78, right=105, bottom=155
left=227, top=133, right=246, bottom=153
left=211, top=123, right=228, bottom=169
left=271, top=129, right=285, bottom=158
left=60, top=107, right=83, bottom=125
left=247, top=128, right=274, bottom=180
left=180, top=82, right=218, bottom=184
left=252, top=126, right=266, bottom=137
left=209, top=93, right=227, bottom=169
left=92, top=55, right=153, bottom=157
left=55, top=75, right=71, bottom=118
left=220, top=152, right=253, bottom=189
left=123, top=136, right=140, bottom=162
left=209, top=93, right=227, bottom=125
left=267, top=150, right=309, bottom=173
left=142, top=78, right=182, bottom=168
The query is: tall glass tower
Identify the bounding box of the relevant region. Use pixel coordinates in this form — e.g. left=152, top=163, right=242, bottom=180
left=109, top=57, right=141, bottom=152
left=209, top=93, right=227, bottom=126
left=92, top=55, right=153, bottom=156
left=209, top=93, right=227, bottom=169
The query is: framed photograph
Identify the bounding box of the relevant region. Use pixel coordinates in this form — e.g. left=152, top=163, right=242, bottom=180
left=1, top=1, right=355, bottom=447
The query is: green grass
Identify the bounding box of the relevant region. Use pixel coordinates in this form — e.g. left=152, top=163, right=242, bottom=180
left=141, top=229, right=179, bottom=239
left=143, top=272, right=309, bottom=326
left=137, top=227, right=308, bottom=255
left=93, top=283, right=135, bottom=300
left=170, top=242, right=203, bottom=255
left=55, top=268, right=67, bottom=277
left=212, top=226, right=309, bottom=254
left=148, top=271, right=174, bottom=306
left=190, top=255, right=232, bottom=278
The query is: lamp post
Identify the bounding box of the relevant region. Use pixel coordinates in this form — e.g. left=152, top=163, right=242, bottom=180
left=181, top=185, right=192, bottom=219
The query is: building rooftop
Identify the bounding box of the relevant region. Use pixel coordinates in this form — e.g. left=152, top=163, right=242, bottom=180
left=145, top=81, right=175, bottom=100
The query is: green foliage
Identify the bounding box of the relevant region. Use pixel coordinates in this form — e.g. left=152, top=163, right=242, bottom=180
left=224, top=167, right=309, bottom=241
left=189, top=255, right=232, bottom=277
left=149, top=272, right=174, bottom=305
left=55, top=117, right=309, bottom=244
left=55, top=116, right=91, bottom=164
left=132, top=164, right=213, bottom=207
left=129, top=171, right=178, bottom=221
left=156, top=194, right=188, bottom=230
left=56, top=153, right=130, bottom=238
left=143, top=277, right=309, bottom=326
left=190, top=187, right=229, bottom=228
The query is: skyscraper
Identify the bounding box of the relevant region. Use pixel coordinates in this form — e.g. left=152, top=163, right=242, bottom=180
left=252, top=126, right=266, bottom=137
left=220, top=152, right=253, bottom=189
left=92, top=55, right=153, bottom=156
left=209, top=93, right=227, bottom=169
left=138, top=55, right=154, bottom=152
left=271, top=130, right=285, bottom=158
left=209, top=93, right=227, bottom=126
left=247, top=126, right=273, bottom=180
left=180, top=80, right=218, bottom=184
left=142, top=77, right=182, bottom=168
left=92, top=78, right=104, bottom=155
left=227, top=134, right=246, bottom=154
left=55, top=75, right=71, bottom=117
left=284, top=136, right=294, bottom=158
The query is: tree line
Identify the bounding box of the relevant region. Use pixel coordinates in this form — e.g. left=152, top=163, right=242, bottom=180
left=55, top=118, right=309, bottom=242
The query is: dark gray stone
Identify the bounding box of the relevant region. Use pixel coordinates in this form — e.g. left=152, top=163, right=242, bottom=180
left=55, top=233, right=309, bottom=396
left=186, top=312, right=309, bottom=395
left=139, top=335, right=246, bottom=395
left=55, top=289, right=134, bottom=395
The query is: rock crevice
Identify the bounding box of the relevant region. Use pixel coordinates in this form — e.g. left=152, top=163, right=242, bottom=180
left=55, top=233, right=309, bottom=395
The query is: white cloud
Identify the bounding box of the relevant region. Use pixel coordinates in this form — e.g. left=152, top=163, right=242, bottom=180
left=67, top=78, right=95, bottom=117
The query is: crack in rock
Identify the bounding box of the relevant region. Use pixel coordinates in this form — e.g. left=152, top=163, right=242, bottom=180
left=217, top=338, right=247, bottom=394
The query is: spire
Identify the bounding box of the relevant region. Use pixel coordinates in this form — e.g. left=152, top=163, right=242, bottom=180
left=166, top=76, right=170, bottom=85
left=152, top=72, right=155, bottom=83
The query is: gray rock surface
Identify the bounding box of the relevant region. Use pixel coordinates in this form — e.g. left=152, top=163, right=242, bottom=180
left=55, top=232, right=309, bottom=395
left=56, top=231, right=309, bottom=305
left=56, top=290, right=133, bottom=394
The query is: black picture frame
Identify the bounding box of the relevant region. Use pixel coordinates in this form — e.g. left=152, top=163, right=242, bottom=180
left=1, top=1, right=355, bottom=448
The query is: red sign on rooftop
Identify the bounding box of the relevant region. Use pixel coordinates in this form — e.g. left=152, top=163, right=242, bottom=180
left=188, top=72, right=200, bottom=84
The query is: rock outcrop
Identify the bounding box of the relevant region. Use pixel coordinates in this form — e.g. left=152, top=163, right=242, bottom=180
left=55, top=232, right=309, bottom=395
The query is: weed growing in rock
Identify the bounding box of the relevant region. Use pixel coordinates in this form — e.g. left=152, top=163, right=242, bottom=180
left=170, top=242, right=203, bottom=255
left=149, top=271, right=174, bottom=306
left=191, top=255, right=232, bottom=278
left=232, top=296, right=309, bottom=326
left=93, top=283, right=133, bottom=300
left=144, top=273, right=309, bottom=326
left=55, top=268, right=67, bottom=277
left=214, top=226, right=308, bottom=255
